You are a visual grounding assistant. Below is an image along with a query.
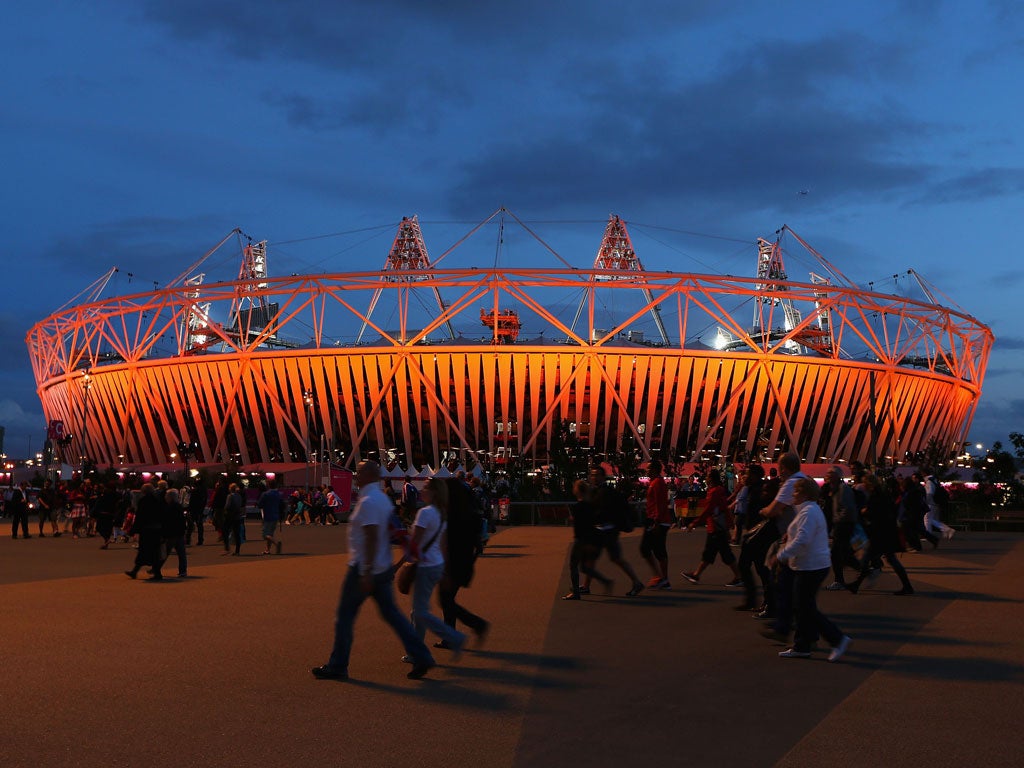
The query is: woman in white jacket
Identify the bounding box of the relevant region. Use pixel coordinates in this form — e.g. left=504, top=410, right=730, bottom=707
left=771, top=477, right=851, bottom=662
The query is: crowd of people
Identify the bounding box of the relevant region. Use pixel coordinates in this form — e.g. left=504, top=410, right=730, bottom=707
left=4, top=454, right=959, bottom=676
left=560, top=453, right=960, bottom=663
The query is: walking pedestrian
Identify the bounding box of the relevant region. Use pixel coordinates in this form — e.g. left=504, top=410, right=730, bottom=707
left=257, top=480, right=283, bottom=555
left=769, top=477, right=851, bottom=661
left=404, top=478, right=468, bottom=657
left=311, top=461, right=435, bottom=681
left=641, top=460, right=673, bottom=589
left=681, top=470, right=741, bottom=586
left=590, top=465, right=645, bottom=596
left=563, top=479, right=612, bottom=599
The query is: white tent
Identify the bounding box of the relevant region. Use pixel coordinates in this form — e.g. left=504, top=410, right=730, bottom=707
left=470, top=463, right=485, bottom=478
left=384, top=463, right=407, bottom=478
left=433, top=465, right=453, bottom=478
left=415, top=464, right=434, bottom=478
left=454, top=464, right=467, bottom=476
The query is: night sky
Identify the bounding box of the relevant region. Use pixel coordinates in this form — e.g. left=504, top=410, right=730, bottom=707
left=3, top=1, right=1022, bottom=459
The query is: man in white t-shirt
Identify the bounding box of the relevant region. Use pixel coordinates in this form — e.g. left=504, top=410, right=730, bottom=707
left=312, top=461, right=435, bottom=681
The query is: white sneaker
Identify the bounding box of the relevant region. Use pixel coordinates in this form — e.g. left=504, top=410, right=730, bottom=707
left=828, top=635, right=851, bottom=663
left=825, top=581, right=845, bottom=591
left=778, top=648, right=811, bottom=659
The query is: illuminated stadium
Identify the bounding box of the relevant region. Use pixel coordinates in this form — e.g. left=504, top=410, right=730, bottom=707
left=26, top=210, right=994, bottom=473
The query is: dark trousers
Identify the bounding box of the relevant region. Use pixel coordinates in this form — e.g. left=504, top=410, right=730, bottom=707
left=568, top=540, right=606, bottom=592
left=11, top=510, right=30, bottom=538
left=130, top=530, right=163, bottom=576
left=830, top=520, right=857, bottom=584
left=739, top=522, right=779, bottom=610
left=186, top=511, right=205, bottom=545
left=772, top=564, right=796, bottom=633
left=792, top=567, right=843, bottom=652
left=327, top=566, right=432, bottom=672
left=853, top=545, right=912, bottom=591
left=439, top=582, right=487, bottom=634
left=222, top=517, right=243, bottom=554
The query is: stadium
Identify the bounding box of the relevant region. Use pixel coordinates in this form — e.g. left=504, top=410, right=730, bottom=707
left=26, top=209, right=993, bottom=475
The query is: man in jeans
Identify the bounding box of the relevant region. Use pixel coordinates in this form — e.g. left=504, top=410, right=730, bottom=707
left=312, top=461, right=435, bottom=681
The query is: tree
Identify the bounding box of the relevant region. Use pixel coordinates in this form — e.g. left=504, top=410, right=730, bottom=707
left=972, top=440, right=1024, bottom=509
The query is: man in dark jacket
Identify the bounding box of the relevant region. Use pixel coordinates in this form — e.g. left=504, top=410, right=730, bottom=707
left=9, top=484, right=31, bottom=539
left=125, top=484, right=166, bottom=581
left=436, top=478, right=490, bottom=649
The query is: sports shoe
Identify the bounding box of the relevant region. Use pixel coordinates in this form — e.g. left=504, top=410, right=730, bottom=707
left=578, top=586, right=591, bottom=595
left=407, top=662, right=435, bottom=680
left=655, top=578, right=671, bottom=590
left=725, top=578, right=743, bottom=587
left=646, top=576, right=663, bottom=588
left=626, top=581, right=645, bottom=596
left=450, top=634, right=467, bottom=662
left=778, top=648, right=812, bottom=659
left=828, top=635, right=851, bottom=663
left=825, top=581, right=846, bottom=591
left=865, top=568, right=881, bottom=587
left=753, top=609, right=775, bottom=620
left=682, top=572, right=699, bottom=584
left=761, top=628, right=789, bottom=643
left=944, top=528, right=955, bottom=541
left=311, top=665, right=348, bottom=680
left=562, top=591, right=581, bottom=600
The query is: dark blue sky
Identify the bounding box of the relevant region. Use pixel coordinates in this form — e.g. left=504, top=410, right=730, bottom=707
left=3, top=0, right=1023, bottom=458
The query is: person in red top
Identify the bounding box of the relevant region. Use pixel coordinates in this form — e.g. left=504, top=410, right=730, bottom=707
left=681, top=469, right=741, bottom=585
left=640, top=460, right=673, bottom=589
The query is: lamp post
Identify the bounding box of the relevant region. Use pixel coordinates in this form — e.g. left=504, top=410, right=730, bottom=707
left=178, top=440, right=199, bottom=481
left=80, top=370, right=93, bottom=477
left=303, top=388, right=314, bottom=492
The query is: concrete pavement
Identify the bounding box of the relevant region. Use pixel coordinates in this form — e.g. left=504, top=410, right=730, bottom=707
left=1, top=521, right=1021, bottom=768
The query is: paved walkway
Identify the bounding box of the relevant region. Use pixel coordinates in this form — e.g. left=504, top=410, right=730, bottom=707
left=1, top=522, right=1021, bottom=767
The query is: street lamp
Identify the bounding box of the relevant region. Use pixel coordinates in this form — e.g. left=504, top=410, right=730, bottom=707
left=80, top=370, right=93, bottom=477
left=177, top=440, right=199, bottom=480
left=303, top=388, right=314, bottom=492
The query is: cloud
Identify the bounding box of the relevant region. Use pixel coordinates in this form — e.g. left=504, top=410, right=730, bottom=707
left=447, top=34, right=932, bottom=218
left=915, top=168, right=1024, bottom=205
left=970, top=397, right=1024, bottom=443
left=992, top=336, right=1024, bottom=351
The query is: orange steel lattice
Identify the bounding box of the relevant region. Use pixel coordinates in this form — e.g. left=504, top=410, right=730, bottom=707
left=26, top=220, right=994, bottom=471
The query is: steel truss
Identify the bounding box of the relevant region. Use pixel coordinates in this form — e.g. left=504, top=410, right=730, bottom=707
left=27, top=263, right=993, bottom=470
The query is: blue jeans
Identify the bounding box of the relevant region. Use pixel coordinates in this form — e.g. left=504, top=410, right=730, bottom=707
left=327, top=566, right=434, bottom=673
left=411, top=563, right=466, bottom=648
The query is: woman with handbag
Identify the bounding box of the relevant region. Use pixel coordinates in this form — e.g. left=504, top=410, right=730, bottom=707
left=401, top=477, right=467, bottom=661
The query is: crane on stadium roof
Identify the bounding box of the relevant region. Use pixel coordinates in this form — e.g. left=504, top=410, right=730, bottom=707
left=569, top=214, right=670, bottom=345
left=357, top=215, right=455, bottom=344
